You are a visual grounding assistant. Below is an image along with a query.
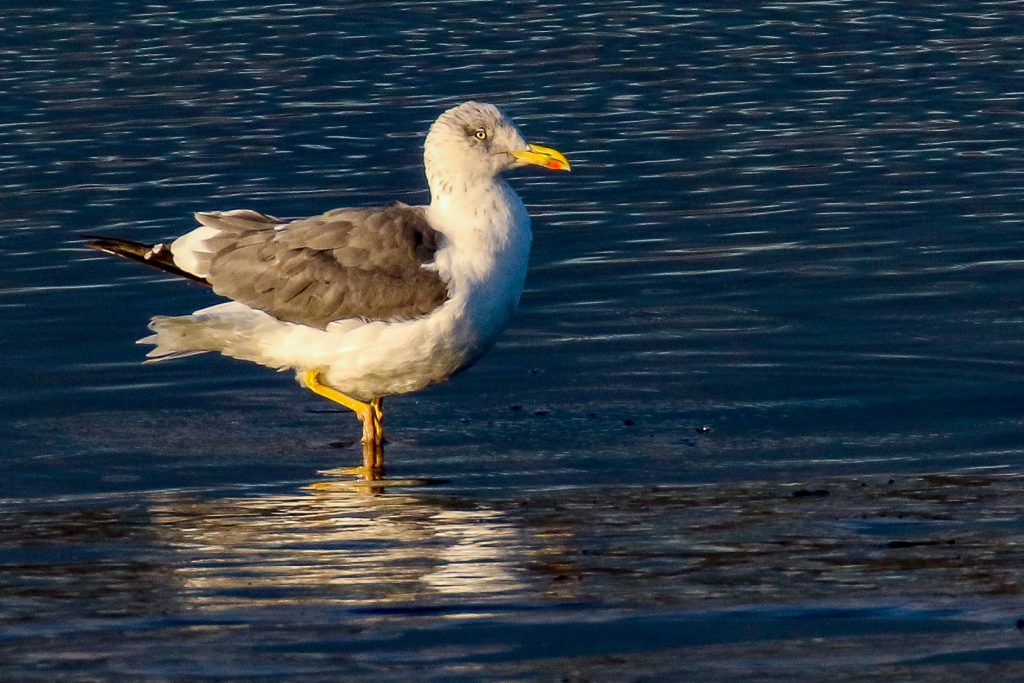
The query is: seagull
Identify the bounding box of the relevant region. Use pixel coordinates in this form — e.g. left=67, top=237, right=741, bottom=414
left=85, top=101, right=570, bottom=480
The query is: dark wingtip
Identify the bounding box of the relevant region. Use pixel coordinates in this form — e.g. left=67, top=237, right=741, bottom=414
left=81, top=235, right=123, bottom=254
left=80, top=234, right=210, bottom=286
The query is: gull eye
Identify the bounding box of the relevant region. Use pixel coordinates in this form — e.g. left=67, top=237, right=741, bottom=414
left=473, top=128, right=487, bottom=141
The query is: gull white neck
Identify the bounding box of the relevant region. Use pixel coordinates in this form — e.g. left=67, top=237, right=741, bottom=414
left=427, top=177, right=530, bottom=255
left=426, top=177, right=533, bottom=326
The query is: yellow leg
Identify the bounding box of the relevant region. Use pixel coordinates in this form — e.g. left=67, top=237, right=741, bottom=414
left=304, top=370, right=384, bottom=479
left=304, top=369, right=371, bottom=414
left=371, top=397, right=384, bottom=456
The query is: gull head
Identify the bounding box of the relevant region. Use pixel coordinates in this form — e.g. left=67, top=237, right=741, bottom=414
left=424, top=102, right=569, bottom=194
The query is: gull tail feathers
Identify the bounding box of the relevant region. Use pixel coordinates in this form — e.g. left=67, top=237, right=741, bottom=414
left=140, top=316, right=229, bottom=362
left=83, top=235, right=210, bottom=285
left=140, top=304, right=292, bottom=369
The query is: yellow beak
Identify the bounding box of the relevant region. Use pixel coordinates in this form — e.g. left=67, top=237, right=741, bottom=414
left=510, top=144, right=571, bottom=171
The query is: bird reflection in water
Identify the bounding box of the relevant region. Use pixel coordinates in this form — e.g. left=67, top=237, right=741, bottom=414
left=147, top=485, right=531, bottom=610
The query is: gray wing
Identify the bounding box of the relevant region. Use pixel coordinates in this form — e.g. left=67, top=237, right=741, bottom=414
left=193, top=203, right=449, bottom=329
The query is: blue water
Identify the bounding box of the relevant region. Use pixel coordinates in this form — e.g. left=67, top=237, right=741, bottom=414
left=2, top=2, right=1024, bottom=679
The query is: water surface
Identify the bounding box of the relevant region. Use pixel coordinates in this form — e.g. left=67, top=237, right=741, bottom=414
left=2, top=2, right=1024, bottom=679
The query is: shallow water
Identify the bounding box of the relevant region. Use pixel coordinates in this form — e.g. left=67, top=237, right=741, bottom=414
left=3, top=2, right=1024, bottom=679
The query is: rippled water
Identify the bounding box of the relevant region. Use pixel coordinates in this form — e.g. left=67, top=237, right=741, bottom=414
left=3, top=2, right=1024, bottom=679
